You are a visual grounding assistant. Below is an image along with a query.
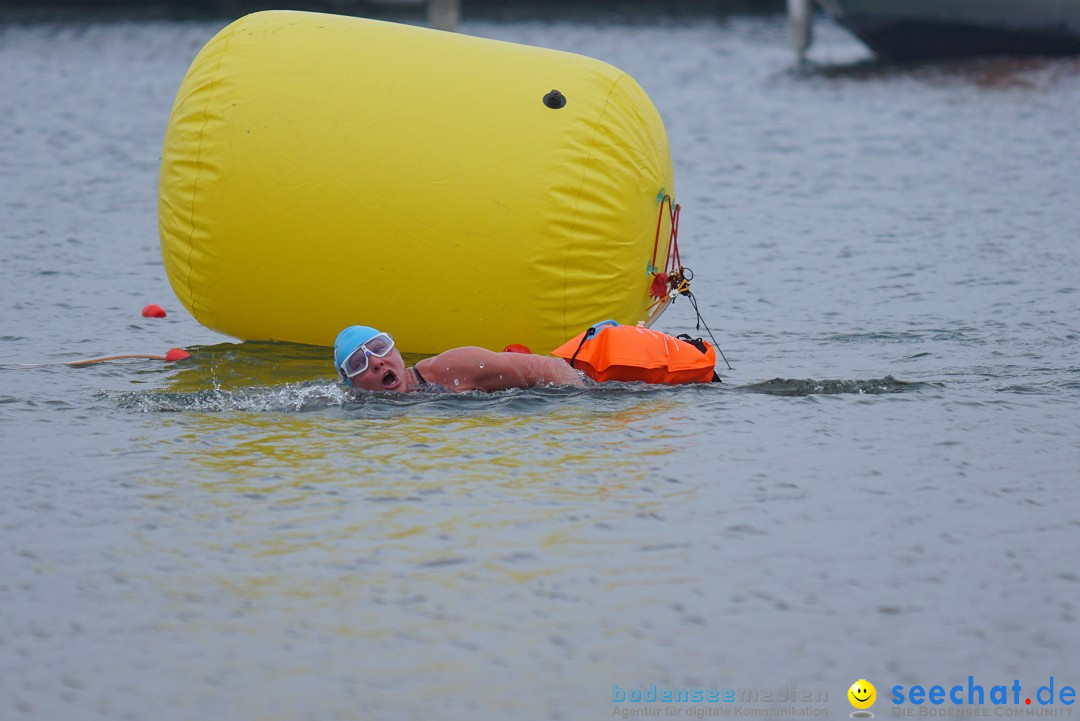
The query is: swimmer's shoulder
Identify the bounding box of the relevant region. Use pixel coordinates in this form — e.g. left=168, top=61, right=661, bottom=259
left=415, top=347, right=500, bottom=391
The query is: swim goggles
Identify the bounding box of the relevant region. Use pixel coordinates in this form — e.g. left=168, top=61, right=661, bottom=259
left=338, top=332, right=395, bottom=381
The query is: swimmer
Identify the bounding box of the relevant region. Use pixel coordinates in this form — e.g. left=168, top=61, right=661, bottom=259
left=334, top=325, right=586, bottom=393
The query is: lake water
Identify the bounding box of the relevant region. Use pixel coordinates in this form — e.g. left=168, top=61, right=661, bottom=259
left=2, top=8, right=1079, bottom=721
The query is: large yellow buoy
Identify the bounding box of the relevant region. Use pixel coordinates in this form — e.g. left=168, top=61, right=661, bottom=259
left=159, top=10, right=674, bottom=354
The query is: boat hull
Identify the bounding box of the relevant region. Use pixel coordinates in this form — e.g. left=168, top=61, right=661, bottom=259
left=818, top=0, right=1080, bottom=61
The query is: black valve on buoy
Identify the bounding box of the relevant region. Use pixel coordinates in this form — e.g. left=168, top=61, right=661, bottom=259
left=543, top=89, right=566, bottom=109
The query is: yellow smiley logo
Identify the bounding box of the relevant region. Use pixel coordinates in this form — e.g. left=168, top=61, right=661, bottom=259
left=848, top=679, right=876, bottom=710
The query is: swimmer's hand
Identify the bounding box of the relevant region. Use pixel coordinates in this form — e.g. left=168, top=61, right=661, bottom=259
left=416, top=347, right=585, bottom=393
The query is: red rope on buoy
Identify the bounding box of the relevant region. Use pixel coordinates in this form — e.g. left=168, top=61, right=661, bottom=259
left=649, top=195, right=683, bottom=299
left=64, top=348, right=191, bottom=366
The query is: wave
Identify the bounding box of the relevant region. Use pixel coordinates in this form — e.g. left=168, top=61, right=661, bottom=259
left=740, top=376, right=930, bottom=396
left=108, top=380, right=611, bottom=414
left=107, top=374, right=933, bottom=413
left=108, top=381, right=350, bottom=413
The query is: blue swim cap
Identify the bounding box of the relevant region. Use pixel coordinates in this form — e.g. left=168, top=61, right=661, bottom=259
left=334, top=325, right=382, bottom=382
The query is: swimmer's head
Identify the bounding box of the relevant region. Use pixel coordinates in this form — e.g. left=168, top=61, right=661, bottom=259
left=334, top=325, right=380, bottom=375
left=334, top=325, right=411, bottom=392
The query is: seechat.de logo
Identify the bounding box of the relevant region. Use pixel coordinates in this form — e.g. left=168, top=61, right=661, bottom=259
left=890, top=676, right=1077, bottom=711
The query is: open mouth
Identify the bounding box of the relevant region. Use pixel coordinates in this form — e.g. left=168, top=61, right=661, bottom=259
left=382, top=369, right=398, bottom=390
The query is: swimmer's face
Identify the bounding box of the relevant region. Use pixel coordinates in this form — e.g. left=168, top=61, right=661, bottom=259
left=348, top=347, right=411, bottom=393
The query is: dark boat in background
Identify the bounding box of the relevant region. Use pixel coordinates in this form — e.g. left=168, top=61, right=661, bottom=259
left=790, top=0, right=1080, bottom=61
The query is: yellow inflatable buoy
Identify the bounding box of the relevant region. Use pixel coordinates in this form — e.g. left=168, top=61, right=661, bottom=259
left=159, top=10, right=675, bottom=354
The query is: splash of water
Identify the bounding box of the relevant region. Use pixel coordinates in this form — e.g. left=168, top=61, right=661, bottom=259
left=109, top=381, right=349, bottom=413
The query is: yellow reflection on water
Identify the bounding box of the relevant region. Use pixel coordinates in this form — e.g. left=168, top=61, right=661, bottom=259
left=136, top=351, right=705, bottom=622
left=161, top=341, right=332, bottom=393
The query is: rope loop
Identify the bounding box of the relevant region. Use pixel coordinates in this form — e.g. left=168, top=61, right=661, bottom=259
left=649, top=194, right=688, bottom=300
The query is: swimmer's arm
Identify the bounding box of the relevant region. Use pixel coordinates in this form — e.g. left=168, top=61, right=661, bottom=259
left=419, top=347, right=584, bottom=392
